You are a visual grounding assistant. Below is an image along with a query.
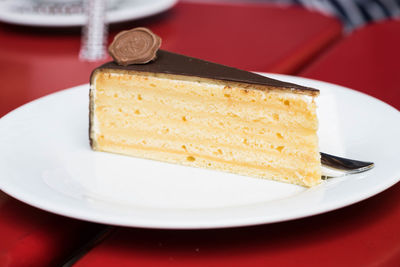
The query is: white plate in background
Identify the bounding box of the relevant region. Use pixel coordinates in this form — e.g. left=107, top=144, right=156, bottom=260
left=0, top=0, right=177, bottom=27
left=0, top=74, right=399, bottom=229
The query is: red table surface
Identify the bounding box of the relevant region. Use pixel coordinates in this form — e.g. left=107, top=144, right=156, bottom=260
left=0, top=194, right=106, bottom=267
left=300, top=19, right=400, bottom=110
left=74, top=20, right=400, bottom=267
left=0, top=2, right=344, bottom=267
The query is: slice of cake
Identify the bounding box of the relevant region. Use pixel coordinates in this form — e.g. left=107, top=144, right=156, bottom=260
left=89, top=28, right=321, bottom=187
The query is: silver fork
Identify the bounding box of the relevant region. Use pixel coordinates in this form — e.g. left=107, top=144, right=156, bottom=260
left=321, top=152, right=374, bottom=178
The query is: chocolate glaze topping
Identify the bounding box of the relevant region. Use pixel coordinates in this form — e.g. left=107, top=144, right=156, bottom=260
left=96, top=50, right=318, bottom=95
left=108, top=28, right=161, bottom=66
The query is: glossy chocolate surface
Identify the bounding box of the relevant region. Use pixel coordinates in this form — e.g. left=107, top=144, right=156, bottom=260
left=95, top=50, right=318, bottom=94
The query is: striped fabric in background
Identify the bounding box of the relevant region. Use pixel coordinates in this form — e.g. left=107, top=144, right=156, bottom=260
left=287, top=0, right=400, bottom=31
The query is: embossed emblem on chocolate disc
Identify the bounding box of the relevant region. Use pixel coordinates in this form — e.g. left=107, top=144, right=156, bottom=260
left=108, top=27, right=161, bottom=66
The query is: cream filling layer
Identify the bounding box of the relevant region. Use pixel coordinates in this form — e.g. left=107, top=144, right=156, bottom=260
left=91, top=72, right=316, bottom=140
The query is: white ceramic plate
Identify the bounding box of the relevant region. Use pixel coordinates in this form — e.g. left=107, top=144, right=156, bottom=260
left=1, top=74, right=399, bottom=229
left=0, top=0, right=177, bottom=27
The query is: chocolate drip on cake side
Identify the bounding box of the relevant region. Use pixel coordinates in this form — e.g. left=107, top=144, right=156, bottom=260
left=92, top=50, right=318, bottom=95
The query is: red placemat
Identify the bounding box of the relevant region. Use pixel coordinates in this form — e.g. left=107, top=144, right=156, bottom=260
left=0, top=194, right=106, bottom=267
left=148, top=2, right=342, bottom=73
left=300, top=19, right=400, bottom=110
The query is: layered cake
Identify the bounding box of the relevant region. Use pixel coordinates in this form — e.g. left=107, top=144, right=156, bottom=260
left=89, top=28, right=321, bottom=187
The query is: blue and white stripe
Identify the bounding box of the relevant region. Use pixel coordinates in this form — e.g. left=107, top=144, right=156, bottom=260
left=288, top=0, right=400, bottom=30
